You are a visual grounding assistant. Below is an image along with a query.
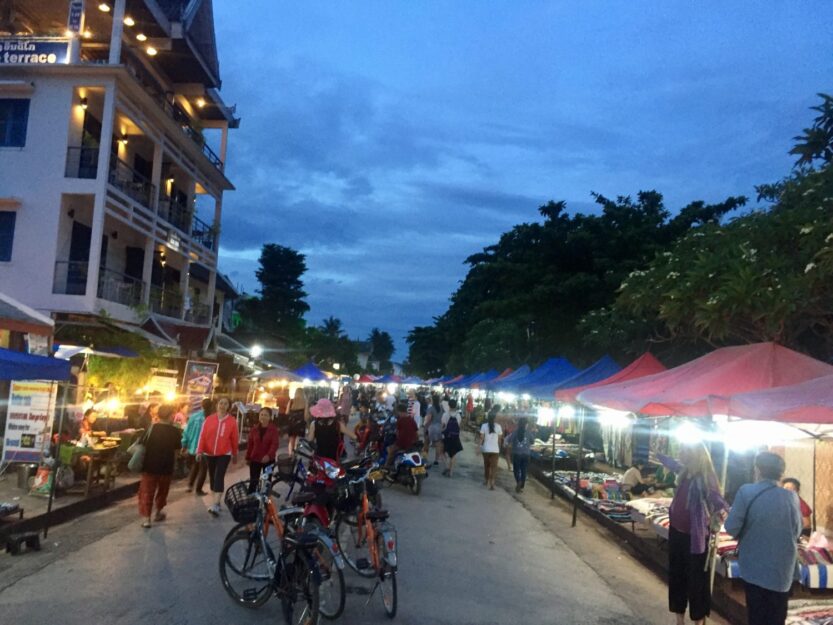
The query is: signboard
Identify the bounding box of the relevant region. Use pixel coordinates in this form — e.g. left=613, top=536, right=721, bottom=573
left=0, top=38, right=70, bottom=65
left=2, top=380, right=57, bottom=463
left=182, top=360, right=219, bottom=411
left=67, top=0, right=85, bottom=34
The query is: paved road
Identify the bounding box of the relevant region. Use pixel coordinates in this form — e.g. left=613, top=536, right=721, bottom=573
left=0, top=433, right=724, bottom=625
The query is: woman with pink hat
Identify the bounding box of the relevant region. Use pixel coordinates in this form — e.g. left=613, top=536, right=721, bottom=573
left=306, top=398, right=356, bottom=461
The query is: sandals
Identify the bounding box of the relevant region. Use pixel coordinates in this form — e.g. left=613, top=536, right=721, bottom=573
left=153, top=512, right=167, bottom=523
left=141, top=520, right=152, bottom=529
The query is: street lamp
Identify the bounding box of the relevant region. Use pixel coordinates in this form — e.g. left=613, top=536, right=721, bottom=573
left=250, top=344, right=263, bottom=359
left=333, top=362, right=341, bottom=371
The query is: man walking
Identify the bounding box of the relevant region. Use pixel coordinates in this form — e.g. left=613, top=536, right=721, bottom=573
left=725, top=451, right=802, bottom=625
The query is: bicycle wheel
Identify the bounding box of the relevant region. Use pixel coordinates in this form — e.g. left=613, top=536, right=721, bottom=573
left=334, top=514, right=374, bottom=578
left=219, top=529, right=275, bottom=608
left=312, top=534, right=345, bottom=620
left=376, top=534, right=397, bottom=619
left=281, top=550, right=321, bottom=625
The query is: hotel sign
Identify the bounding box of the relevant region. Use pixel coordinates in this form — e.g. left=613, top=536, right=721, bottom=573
left=67, top=0, right=85, bottom=33
left=0, top=38, right=70, bottom=65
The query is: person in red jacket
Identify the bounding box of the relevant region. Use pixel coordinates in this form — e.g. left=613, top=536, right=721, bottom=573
left=246, top=408, right=279, bottom=493
left=197, top=397, right=239, bottom=516
left=384, top=402, right=418, bottom=469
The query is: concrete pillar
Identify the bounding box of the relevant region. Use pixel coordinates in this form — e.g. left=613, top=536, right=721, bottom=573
left=206, top=268, right=217, bottom=328
left=180, top=256, right=190, bottom=321
left=213, top=195, right=222, bottom=248
left=141, top=236, right=154, bottom=306
left=84, top=83, right=117, bottom=303
left=219, top=124, right=229, bottom=165
left=67, top=1, right=85, bottom=64
left=108, top=0, right=126, bottom=65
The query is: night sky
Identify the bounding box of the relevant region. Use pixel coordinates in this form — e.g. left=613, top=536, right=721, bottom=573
left=212, top=1, right=832, bottom=358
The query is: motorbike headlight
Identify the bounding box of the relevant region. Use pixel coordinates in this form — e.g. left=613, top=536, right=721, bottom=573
left=325, top=464, right=342, bottom=479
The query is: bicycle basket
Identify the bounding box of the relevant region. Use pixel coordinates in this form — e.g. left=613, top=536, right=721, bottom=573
left=224, top=481, right=259, bottom=523
left=276, top=454, right=296, bottom=480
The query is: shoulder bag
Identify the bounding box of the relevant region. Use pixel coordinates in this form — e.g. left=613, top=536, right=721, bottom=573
left=127, top=425, right=153, bottom=473
left=735, top=483, right=777, bottom=542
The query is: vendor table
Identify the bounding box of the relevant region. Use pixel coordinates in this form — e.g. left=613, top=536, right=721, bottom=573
left=60, top=445, right=119, bottom=498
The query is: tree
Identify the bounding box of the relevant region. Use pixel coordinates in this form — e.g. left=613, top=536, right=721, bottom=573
left=405, top=324, right=448, bottom=378
left=320, top=316, right=344, bottom=339
left=305, top=317, right=359, bottom=373
left=254, top=244, right=309, bottom=340
left=791, top=93, right=833, bottom=168
left=368, top=328, right=395, bottom=372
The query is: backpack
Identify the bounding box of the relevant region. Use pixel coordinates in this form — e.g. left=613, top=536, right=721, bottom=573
left=445, top=416, right=460, bottom=437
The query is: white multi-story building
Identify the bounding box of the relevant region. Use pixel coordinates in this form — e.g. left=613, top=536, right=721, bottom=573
left=0, top=0, right=238, bottom=354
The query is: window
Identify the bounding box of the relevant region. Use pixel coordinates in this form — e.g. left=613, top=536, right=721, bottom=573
left=0, top=99, right=30, bottom=147
left=0, top=211, right=16, bottom=261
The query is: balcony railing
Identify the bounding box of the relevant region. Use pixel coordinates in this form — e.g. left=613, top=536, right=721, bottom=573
left=185, top=302, right=211, bottom=325
left=123, top=54, right=224, bottom=172
left=109, top=155, right=156, bottom=209
left=53, top=261, right=89, bottom=295
left=65, top=146, right=100, bottom=179
left=97, top=267, right=144, bottom=308
left=157, top=197, right=192, bottom=233
left=149, top=284, right=182, bottom=319
left=191, top=216, right=216, bottom=250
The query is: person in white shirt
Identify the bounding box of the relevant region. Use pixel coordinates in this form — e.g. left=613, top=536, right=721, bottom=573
left=479, top=411, right=503, bottom=490
left=407, top=389, right=422, bottom=429
left=622, top=461, right=652, bottom=496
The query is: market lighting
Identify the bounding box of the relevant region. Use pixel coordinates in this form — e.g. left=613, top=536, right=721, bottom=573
left=136, top=33, right=147, bottom=42
left=164, top=390, right=176, bottom=402
left=497, top=391, right=517, bottom=403
left=597, top=408, right=631, bottom=430
left=521, top=393, right=531, bottom=401
left=557, top=404, right=576, bottom=420
left=386, top=382, right=398, bottom=395
left=105, top=397, right=121, bottom=413
left=537, top=406, right=555, bottom=426
left=79, top=96, right=88, bottom=110
left=330, top=380, right=340, bottom=393
left=146, top=46, right=158, bottom=56
left=675, top=421, right=704, bottom=445
left=83, top=29, right=93, bottom=39
left=196, top=97, right=206, bottom=109
left=123, top=16, right=135, bottom=27
left=98, top=3, right=111, bottom=12
left=302, top=378, right=312, bottom=386
left=250, top=344, right=263, bottom=358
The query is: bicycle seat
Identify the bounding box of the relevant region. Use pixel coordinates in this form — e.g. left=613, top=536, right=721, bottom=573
left=291, top=492, right=316, bottom=505
left=366, top=509, right=390, bottom=521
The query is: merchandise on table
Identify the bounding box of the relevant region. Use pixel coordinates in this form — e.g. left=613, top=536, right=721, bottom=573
left=786, top=599, right=833, bottom=624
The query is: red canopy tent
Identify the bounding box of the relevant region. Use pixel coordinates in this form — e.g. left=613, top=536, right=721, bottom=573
left=726, top=374, right=833, bottom=424
left=578, top=342, right=833, bottom=417
left=555, top=353, right=665, bottom=403
left=357, top=374, right=377, bottom=383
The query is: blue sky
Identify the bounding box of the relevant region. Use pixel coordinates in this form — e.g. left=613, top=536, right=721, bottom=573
left=212, top=1, right=832, bottom=358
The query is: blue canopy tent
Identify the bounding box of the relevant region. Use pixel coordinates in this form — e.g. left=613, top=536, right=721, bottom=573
left=447, top=372, right=481, bottom=388
left=488, top=364, right=531, bottom=390
left=464, top=369, right=499, bottom=388
left=550, top=355, right=621, bottom=396
left=0, top=347, right=71, bottom=381
left=292, top=362, right=329, bottom=382
left=527, top=355, right=620, bottom=399
left=514, top=358, right=579, bottom=397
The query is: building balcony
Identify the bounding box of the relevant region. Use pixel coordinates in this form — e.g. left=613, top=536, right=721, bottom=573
left=65, top=147, right=100, bottom=179
left=97, top=267, right=144, bottom=308
left=149, top=284, right=182, bottom=319
left=53, top=261, right=89, bottom=295
left=157, top=197, right=192, bottom=233
left=191, top=215, right=216, bottom=251
left=185, top=301, right=211, bottom=325
left=109, top=155, right=156, bottom=210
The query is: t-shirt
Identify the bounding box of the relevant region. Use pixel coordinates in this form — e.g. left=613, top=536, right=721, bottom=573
left=622, top=467, right=642, bottom=490
left=143, top=423, right=182, bottom=476
left=480, top=423, right=503, bottom=453
left=669, top=477, right=692, bottom=534
left=396, top=416, right=419, bottom=449
left=408, top=399, right=422, bottom=429
left=799, top=496, right=812, bottom=518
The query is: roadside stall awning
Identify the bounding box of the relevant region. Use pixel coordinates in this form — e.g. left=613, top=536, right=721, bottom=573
left=0, top=347, right=71, bottom=381
left=257, top=367, right=302, bottom=383
left=548, top=355, right=621, bottom=396
left=0, top=291, right=53, bottom=336
left=357, top=374, right=378, bottom=383
left=555, top=352, right=665, bottom=403
left=292, top=362, right=329, bottom=382
left=490, top=365, right=531, bottom=390
left=512, top=357, right=579, bottom=395
left=578, top=342, right=833, bottom=417
left=466, top=369, right=500, bottom=389
left=726, top=374, right=833, bottom=424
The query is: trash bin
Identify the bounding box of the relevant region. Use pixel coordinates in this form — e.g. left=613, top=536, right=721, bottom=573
left=17, top=463, right=38, bottom=490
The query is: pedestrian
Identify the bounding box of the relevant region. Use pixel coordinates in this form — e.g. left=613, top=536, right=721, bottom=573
left=479, top=409, right=503, bottom=490
left=441, top=399, right=462, bottom=477
left=172, top=401, right=189, bottom=428
left=383, top=402, right=418, bottom=470
left=182, top=397, right=211, bottom=495
left=197, top=396, right=239, bottom=517
left=138, top=404, right=182, bottom=528
left=336, top=384, right=353, bottom=425
left=407, top=388, right=422, bottom=431
left=725, top=452, right=801, bottom=625
left=781, top=477, right=812, bottom=536
left=506, top=417, right=533, bottom=493
left=139, top=402, right=159, bottom=430
left=654, top=442, right=728, bottom=625
left=286, top=385, right=309, bottom=455
left=307, top=398, right=357, bottom=460
left=246, top=407, right=280, bottom=493
left=423, top=394, right=443, bottom=464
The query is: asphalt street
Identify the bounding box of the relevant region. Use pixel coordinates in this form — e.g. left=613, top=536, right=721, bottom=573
left=0, top=432, right=727, bottom=625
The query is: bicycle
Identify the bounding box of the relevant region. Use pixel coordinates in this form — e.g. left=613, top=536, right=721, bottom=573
left=334, top=467, right=398, bottom=618
left=219, top=467, right=342, bottom=623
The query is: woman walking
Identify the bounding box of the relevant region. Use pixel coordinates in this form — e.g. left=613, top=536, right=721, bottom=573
left=655, top=442, right=728, bottom=625
left=441, top=399, right=463, bottom=477
left=246, top=408, right=279, bottom=493
left=507, top=417, right=533, bottom=493
left=286, top=386, right=309, bottom=455
left=182, top=397, right=212, bottom=495
left=197, top=397, right=239, bottom=516
left=479, top=410, right=503, bottom=490
left=423, top=394, right=444, bottom=465
left=138, top=405, right=182, bottom=528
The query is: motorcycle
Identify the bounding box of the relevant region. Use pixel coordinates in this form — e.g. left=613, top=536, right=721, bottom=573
left=374, top=415, right=427, bottom=496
